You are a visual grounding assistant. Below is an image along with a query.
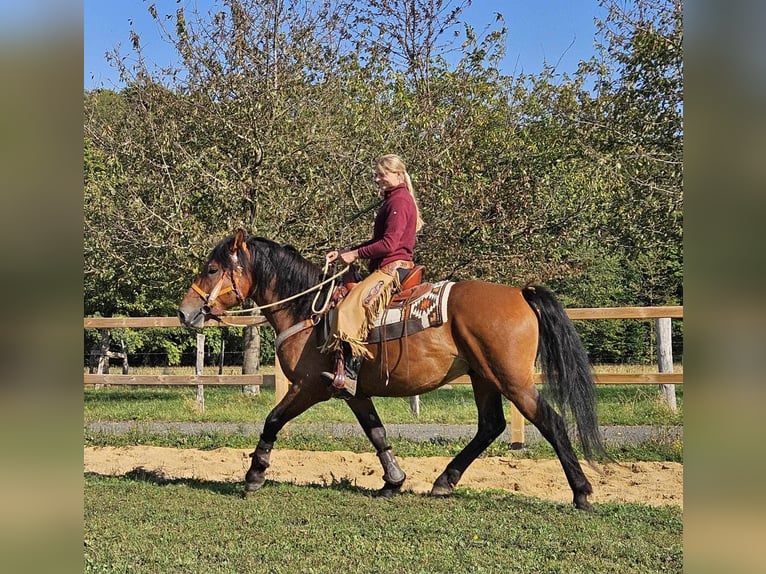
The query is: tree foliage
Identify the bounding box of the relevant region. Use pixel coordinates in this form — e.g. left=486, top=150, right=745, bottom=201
left=589, top=0, right=683, bottom=305
left=84, top=0, right=682, bottom=365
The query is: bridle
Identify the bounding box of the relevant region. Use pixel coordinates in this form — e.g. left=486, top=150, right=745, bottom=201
left=189, top=247, right=350, bottom=347
left=191, top=258, right=248, bottom=318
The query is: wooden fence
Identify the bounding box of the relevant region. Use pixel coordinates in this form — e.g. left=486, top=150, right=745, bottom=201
left=84, top=305, right=682, bottom=447
left=84, top=315, right=271, bottom=386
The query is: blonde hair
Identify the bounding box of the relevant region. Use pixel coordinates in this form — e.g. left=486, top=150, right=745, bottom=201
left=376, top=154, right=424, bottom=231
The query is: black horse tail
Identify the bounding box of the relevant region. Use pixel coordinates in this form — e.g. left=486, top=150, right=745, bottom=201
left=521, top=284, right=607, bottom=461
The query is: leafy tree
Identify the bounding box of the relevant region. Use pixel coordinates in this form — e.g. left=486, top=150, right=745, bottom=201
left=590, top=0, right=683, bottom=305
left=84, top=0, right=682, bottom=366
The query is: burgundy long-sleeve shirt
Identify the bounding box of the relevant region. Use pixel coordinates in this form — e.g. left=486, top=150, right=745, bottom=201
left=355, top=183, right=417, bottom=271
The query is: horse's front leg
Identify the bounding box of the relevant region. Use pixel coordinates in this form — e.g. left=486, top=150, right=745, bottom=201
left=244, top=382, right=327, bottom=494
left=345, top=396, right=406, bottom=497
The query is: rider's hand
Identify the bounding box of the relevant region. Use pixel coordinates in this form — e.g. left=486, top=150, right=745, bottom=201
left=325, top=250, right=339, bottom=264
left=339, top=250, right=359, bottom=265
left=326, top=249, right=358, bottom=266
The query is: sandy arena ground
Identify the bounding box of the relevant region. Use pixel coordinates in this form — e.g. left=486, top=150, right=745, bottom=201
left=85, top=445, right=682, bottom=508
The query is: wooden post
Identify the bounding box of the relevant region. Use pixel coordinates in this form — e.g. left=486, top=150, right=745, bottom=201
left=195, top=333, right=205, bottom=412
left=97, top=329, right=110, bottom=375
left=274, top=354, right=289, bottom=404
left=242, top=323, right=261, bottom=396
left=509, top=403, right=525, bottom=449
left=218, top=337, right=225, bottom=375
left=410, top=395, right=420, bottom=416
left=656, top=317, right=677, bottom=411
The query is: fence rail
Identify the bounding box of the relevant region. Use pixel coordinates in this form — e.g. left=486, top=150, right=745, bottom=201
left=449, top=372, right=682, bottom=385
left=83, top=374, right=276, bottom=386
left=84, top=305, right=682, bottom=446
left=565, top=306, right=682, bottom=319
left=83, top=316, right=269, bottom=328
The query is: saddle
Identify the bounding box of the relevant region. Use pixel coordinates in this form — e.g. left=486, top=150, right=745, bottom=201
left=326, top=264, right=454, bottom=347
left=321, top=266, right=453, bottom=396
left=332, top=264, right=427, bottom=307
left=320, top=264, right=428, bottom=396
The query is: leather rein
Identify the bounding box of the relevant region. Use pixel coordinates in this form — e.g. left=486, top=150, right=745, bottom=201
left=191, top=260, right=348, bottom=349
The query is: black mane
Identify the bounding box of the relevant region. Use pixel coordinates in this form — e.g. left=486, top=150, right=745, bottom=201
left=209, top=233, right=324, bottom=319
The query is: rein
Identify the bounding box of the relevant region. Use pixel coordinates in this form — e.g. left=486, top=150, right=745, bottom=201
left=267, top=262, right=346, bottom=351
left=224, top=263, right=348, bottom=315
left=196, top=261, right=347, bottom=341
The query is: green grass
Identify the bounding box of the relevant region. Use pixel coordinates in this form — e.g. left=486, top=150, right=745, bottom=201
left=84, top=473, right=682, bottom=574
left=84, top=380, right=683, bottom=426
left=84, top=368, right=683, bottom=572
left=84, top=374, right=683, bottom=461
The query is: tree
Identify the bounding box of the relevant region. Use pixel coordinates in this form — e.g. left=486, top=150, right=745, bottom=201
left=591, top=0, right=683, bottom=305
left=84, top=0, right=682, bottom=366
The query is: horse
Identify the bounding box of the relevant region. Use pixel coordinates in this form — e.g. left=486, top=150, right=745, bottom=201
left=178, top=229, right=606, bottom=510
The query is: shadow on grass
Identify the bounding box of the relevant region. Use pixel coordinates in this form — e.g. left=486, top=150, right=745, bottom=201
left=85, top=468, right=386, bottom=498
left=86, top=469, right=244, bottom=496
left=86, top=470, right=623, bottom=516
left=85, top=467, right=446, bottom=500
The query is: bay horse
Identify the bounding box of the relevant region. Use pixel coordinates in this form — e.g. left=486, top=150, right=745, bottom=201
left=178, top=229, right=606, bottom=510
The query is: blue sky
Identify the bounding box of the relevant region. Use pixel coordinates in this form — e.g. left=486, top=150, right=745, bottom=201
left=84, top=0, right=606, bottom=90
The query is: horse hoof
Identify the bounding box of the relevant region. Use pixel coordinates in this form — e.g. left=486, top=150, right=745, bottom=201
left=430, top=472, right=456, bottom=497
left=243, top=481, right=264, bottom=496
left=430, top=484, right=454, bottom=497
left=573, top=496, right=593, bottom=511
left=376, top=482, right=404, bottom=498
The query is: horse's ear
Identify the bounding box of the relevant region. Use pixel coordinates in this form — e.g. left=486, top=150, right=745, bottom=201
left=231, top=229, right=247, bottom=255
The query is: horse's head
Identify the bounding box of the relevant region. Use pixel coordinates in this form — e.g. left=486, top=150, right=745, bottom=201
left=178, top=229, right=254, bottom=328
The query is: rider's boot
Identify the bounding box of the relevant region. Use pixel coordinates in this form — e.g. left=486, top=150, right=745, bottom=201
left=321, top=342, right=359, bottom=398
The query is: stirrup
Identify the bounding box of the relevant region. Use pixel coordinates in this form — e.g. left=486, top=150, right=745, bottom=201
left=320, top=371, right=357, bottom=397
left=321, top=342, right=359, bottom=397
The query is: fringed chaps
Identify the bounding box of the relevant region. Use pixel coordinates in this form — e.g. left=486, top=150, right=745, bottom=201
left=320, top=269, right=398, bottom=360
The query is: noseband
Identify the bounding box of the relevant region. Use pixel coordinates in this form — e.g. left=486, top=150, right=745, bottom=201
left=192, top=264, right=246, bottom=316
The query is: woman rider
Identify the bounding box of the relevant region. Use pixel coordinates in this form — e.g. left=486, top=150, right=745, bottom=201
left=321, top=154, right=424, bottom=396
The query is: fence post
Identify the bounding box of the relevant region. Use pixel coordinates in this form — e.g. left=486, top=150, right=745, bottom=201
left=509, top=403, right=525, bottom=449
left=274, top=355, right=289, bottom=404
left=242, top=323, right=261, bottom=396
left=410, top=395, right=420, bottom=416
left=656, top=317, right=677, bottom=411
left=196, top=333, right=205, bottom=412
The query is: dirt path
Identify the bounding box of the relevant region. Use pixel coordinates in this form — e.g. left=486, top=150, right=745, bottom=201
left=84, top=445, right=682, bottom=508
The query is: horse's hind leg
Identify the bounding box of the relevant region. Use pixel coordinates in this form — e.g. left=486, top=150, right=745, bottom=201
left=346, top=396, right=406, bottom=497
left=513, top=386, right=594, bottom=510
left=431, top=380, right=506, bottom=496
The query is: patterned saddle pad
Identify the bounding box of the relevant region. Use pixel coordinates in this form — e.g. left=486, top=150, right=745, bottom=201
left=366, top=281, right=454, bottom=344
